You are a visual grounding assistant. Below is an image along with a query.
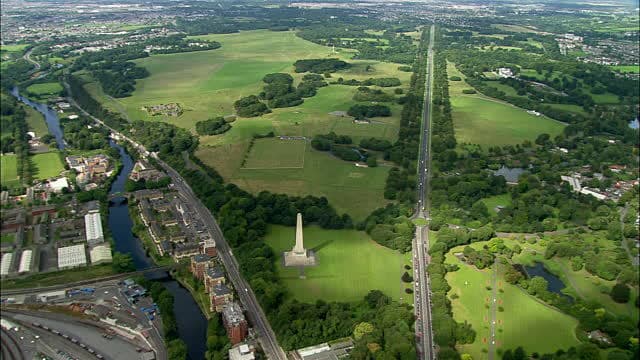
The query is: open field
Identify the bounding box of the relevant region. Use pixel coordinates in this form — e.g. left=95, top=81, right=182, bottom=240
left=480, top=194, right=512, bottom=215
left=87, top=30, right=408, bottom=141
left=609, top=65, right=640, bottom=74
left=448, top=62, right=565, bottom=147
left=1, top=154, right=19, bottom=187
left=26, top=82, right=63, bottom=97
left=242, top=139, right=306, bottom=169
left=446, top=243, right=580, bottom=359
left=492, top=24, right=544, bottom=34
left=25, top=105, right=49, bottom=137
left=0, top=44, right=30, bottom=53
left=264, top=225, right=407, bottom=303
left=198, top=141, right=390, bottom=221
left=0, top=233, right=16, bottom=244
left=31, top=152, right=64, bottom=180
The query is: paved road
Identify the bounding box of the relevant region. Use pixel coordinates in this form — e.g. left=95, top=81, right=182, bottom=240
left=23, top=48, right=40, bottom=70
left=413, top=25, right=436, bottom=360
left=63, top=79, right=287, bottom=360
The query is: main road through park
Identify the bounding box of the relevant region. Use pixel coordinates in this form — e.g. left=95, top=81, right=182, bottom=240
left=413, top=25, right=437, bottom=360
left=62, top=80, right=288, bottom=360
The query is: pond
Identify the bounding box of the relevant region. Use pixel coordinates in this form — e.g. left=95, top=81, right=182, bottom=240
left=493, top=166, right=524, bottom=183
left=524, top=262, right=573, bottom=301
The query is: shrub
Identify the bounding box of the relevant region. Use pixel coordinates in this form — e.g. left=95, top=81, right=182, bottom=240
left=610, top=283, right=630, bottom=303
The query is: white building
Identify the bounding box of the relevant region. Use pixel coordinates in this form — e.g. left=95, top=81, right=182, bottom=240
left=48, top=177, right=69, bottom=192
left=89, top=244, right=113, bottom=264
left=229, top=344, right=255, bottom=360
left=58, top=244, right=87, bottom=270
left=497, top=67, right=514, bottom=78
left=0, top=253, right=13, bottom=276
left=561, top=175, right=582, bottom=192
left=18, top=250, right=33, bottom=274
left=580, top=188, right=608, bottom=201
left=84, top=211, right=104, bottom=245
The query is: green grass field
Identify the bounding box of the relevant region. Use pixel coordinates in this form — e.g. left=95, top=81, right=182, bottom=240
left=609, top=65, right=640, bottom=74
left=1, top=154, right=19, bottom=187
left=26, top=82, right=63, bottom=96
left=198, top=141, right=390, bottom=221
left=1, top=264, right=116, bottom=290
left=264, top=225, right=408, bottom=303
left=31, top=152, right=64, bottom=180
left=0, top=233, right=16, bottom=244
left=25, top=105, right=49, bottom=137
left=242, top=139, right=306, bottom=169
left=0, top=44, right=30, bottom=53
left=448, top=62, right=565, bottom=147
left=480, top=194, right=512, bottom=215
left=446, top=244, right=580, bottom=359
left=492, top=24, right=543, bottom=34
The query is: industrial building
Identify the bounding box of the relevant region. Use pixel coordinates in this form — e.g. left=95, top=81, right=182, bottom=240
left=84, top=210, right=104, bottom=245
left=58, top=244, right=87, bottom=269
left=89, top=244, right=113, bottom=264
left=229, top=344, right=255, bottom=360
left=18, top=249, right=33, bottom=274
left=0, top=252, right=13, bottom=276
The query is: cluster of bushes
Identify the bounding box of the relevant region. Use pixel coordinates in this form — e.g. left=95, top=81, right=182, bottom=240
left=293, top=58, right=350, bottom=73
left=310, top=132, right=353, bottom=150
left=359, top=204, right=415, bottom=252
left=336, top=77, right=401, bottom=87
left=195, top=117, right=231, bottom=136
left=60, top=115, right=111, bottom=150
left=296, top=73, right=328, bottom=98
left=125, top=177, right=171, bottom=192
left=347, top=104, right=391, bottom=119
left=234, top=95, right=271, bottom=117
left=359, top=137, right=392, bottom=151
left=353, top=87, right=395, bottom=102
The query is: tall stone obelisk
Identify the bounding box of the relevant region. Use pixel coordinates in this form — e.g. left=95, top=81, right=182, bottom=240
left=283, top=213, right=317, bottom=267
left=293, top=213, right=305, bottom=255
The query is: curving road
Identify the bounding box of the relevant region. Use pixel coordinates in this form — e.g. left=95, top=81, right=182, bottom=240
left=63, top=79, right=287, bottom=360
left=413, top=24, right=436, bottom=360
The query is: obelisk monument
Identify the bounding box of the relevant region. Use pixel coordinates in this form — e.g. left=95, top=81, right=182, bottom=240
left=284, top=213, right=317, bottom=267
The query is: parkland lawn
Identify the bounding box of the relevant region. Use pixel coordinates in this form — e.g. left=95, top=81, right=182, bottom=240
left=26, top=82, right=63, bottom=97
left=31, top=152, right=64, bottom=180
left=448, top=62, right=565, bottom=147
left=198, top=139, right=390, bottom=221
left=446, top=243, right=580, bottom=359
left=25, top=105, right=49, bottom=137
left=1, top=154, right=19, bottom=187
left=264, top=225, right=408, bottom=303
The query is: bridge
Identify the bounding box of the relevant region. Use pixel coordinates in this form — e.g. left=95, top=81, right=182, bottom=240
left=108, top=191, right=130, bottom=200
left=0, top=265, right=175, bottom=297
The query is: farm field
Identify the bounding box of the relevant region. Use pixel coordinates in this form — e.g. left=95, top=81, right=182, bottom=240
left=0, top=154, right=19, bottom=187
left=447, top=62, right=565, bottom=147
left=446, top=243, right=581, bottom=359
left=25, top=105, right=49, bottom=137
left=198, top=140, right=391, bottom=221
left=264, top=225, right=407, bottom=303
left=31, top=151, right=64, bottom=180
left=26, top=82, right=63, bottom=97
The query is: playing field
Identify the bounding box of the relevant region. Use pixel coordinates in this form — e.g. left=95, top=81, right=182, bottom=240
left=242, top=139, right=306, bottom=169
left=446, top=244, right=580, bottom=359
left=198, top=140, right=391, bottom=221
left=25, top=106, right=49, bottom=137
left=0, top=154, right=19, bottom=187
left=448, top=62, right=565, bottom=147
left=31, top=152, right=64, bottom=180
left=264, top=225, right=408, bottom=303
left=26, top=82, right=63, bottom=97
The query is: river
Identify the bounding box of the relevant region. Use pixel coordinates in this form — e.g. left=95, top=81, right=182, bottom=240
left=11, top=88, right=207, bottom=360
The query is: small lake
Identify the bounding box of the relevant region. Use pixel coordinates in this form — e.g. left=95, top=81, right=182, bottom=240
left=10, top=86, right=66, bottom=150
left=524, top=262, right=572, bottom=301
left=493, top=166, right=524, bottom=183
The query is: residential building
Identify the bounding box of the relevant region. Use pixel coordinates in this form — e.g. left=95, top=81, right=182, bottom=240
left=222, top=302, right=247, bottom=344
left=210, top=283, right=233, bottom=312
left=204, top=267, right=225, bottom=293
left=202, top=238, right=217, bottom=257
left=84, top=210, right=104, bottom=245
left=58, top=244, right=87, bottom=269
left=190, top=254, right=211, bottom=280
left=173, top=243, right=199, bottom=259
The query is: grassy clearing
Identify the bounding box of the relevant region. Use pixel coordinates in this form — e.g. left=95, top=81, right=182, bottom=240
left=492, top=24, right=543, bottom=34
left=25, top=106, right=49, bottom=137
left=26, top=82, right=63, bottom=96
left=1, top=233, right=16, bottom=244
left=448, top=62, right=565, bottom=147
left=480, top=194, right=512, bottom=215
left=264, top=225, right=407, bottom=303
left=31, top=152, right=64, bottom=180
left=609, top=65, right=640, bottom=74
left=1, top=154, right=19, bottom=187
left=1, top=264, right=116, bottom=290
left=199, top=142, right=390, bottom=221
left=242, top=139, right=306, bottom=169
left=547, top=103, right=589, bottom=116
left=0, top=44, right=30, bottom=53
left=446, top=243, right=580, bottom=359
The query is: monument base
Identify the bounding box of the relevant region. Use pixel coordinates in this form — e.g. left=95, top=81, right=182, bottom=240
left=283, top=250, right=317, bottom=267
